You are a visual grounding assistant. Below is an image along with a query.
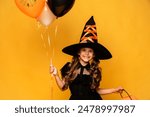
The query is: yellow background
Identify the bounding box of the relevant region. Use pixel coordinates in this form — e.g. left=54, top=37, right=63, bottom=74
left=0, top=0, right=150, bottom=100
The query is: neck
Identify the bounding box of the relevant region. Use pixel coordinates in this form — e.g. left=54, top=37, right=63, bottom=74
left=79, top=59, right=88, bottom=66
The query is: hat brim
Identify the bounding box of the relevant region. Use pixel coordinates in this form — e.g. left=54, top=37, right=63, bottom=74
left=62, top=43, right=112, bottom=60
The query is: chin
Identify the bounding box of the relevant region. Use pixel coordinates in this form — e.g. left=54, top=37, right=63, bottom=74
left=83, top=60, right=90, bottom=63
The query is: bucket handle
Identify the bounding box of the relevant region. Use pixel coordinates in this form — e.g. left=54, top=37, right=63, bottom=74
left=119, top=89, right=132, bottom=100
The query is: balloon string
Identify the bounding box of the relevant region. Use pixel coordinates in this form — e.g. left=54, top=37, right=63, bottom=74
left=50, top=81, right=53, bottom=100
left=40, top=33, right=47, bottom=49
left=38, top=21, right=59, bottom=100
left=49, top=21, right=59, bottom=100
left=48, top=19, right=59, bottom=65
left=48, top=32, right=54, bottom=64
left=47, top=33, right=51, bottom=50
left=52, top=20, right=59, bottom=62
left=37, top=22, right=54, bottom=100
left=55, top=23, right=58, bottom=37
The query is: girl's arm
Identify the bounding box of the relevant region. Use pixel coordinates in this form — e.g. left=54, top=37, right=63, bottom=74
left=49, top=65, right=66, bottom=90
left=96, top=86, right=123, bottom=95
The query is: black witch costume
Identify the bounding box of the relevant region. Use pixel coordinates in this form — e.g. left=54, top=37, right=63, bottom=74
left=61, top=62, right=102, bottom=100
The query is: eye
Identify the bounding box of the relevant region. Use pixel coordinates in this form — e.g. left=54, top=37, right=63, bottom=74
left=81, top=48, right=86, bottom=52
left=88, top=49, right=94, bottom=53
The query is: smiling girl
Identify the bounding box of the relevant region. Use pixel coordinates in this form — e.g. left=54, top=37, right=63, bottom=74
left=50, top=16, right=123, bottom=100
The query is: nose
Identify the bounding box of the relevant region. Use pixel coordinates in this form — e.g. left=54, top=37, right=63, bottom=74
left=85, top=51, right=89, bottom=55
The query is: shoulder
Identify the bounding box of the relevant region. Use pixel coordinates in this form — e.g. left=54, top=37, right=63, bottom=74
left=61, top=62, right=71, bottom=70
left=60, top=62, right=71, bottom=77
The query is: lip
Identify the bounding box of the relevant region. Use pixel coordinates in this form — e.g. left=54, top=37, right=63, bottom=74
left=83, top=56, right=90, bottom=58
left=82, top=56, right=91, bottom=60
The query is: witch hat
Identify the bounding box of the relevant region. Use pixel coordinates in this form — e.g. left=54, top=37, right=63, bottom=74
left=62, top=16, right=112, bottom=60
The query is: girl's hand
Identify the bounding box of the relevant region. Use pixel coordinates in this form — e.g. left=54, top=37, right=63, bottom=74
left=115, top=86, right=124, bottom=93
left=49, top=65, right=58, bottom=76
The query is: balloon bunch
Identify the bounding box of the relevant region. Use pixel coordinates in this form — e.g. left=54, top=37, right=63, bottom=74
left=15, top=0, right=75, bottom=26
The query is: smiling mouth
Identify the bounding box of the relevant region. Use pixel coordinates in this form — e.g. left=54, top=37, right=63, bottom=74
left=83, top=55, right=87, bottom=57
left=83, top=56, right=91, bottom=59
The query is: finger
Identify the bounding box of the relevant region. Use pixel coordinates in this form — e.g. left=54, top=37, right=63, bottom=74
left=118, top=89, right=123, bottom=93
left=49, top=66, right=54, bottom=73
left=53, top=67, right=57, bottom=75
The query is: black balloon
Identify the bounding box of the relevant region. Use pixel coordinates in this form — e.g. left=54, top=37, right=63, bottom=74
left=47, top=0, right=75, bottom=17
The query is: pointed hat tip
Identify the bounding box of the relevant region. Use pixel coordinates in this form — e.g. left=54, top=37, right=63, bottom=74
left=89, top=16, right=94, bottom=20
left=86, top=16, right=95, bottom=25
left=91, top=16, right=94, bottom=18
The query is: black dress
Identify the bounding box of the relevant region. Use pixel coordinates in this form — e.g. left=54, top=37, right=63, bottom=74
left=61, top=62, right=102, bottom=100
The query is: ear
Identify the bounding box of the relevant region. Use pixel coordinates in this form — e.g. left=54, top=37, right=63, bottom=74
left=77, top=52, right=80, bottom=56
left=93, top=53, right=95, bottom=58
left=77, top=49, right=81, bottom=56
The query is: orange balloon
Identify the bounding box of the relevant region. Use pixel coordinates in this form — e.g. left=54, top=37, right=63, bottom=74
left=15, top=0, right=46, bottom=18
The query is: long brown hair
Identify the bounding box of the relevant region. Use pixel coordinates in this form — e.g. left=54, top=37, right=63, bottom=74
left=62, top=55, right=102, bottom=90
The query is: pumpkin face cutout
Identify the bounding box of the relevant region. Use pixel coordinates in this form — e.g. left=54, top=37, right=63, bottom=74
left=15, top=0, right=46, bottom=18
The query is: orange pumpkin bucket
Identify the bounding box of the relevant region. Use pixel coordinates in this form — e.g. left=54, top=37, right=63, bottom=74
left=120, top=89, right=137, bottom=100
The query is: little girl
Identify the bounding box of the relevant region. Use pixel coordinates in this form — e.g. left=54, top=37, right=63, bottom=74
left=50, top=16, right=123, bottom=100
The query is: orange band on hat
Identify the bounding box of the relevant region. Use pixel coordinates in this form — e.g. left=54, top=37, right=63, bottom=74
left=81, top=25, right=97, bottom=43
left=84, top=25, right=96, bottom=32
left=80, top=37, right=94, bottom=43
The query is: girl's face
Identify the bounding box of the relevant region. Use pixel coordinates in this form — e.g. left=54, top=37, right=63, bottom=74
left=78, top=47, right=94, bottom=64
